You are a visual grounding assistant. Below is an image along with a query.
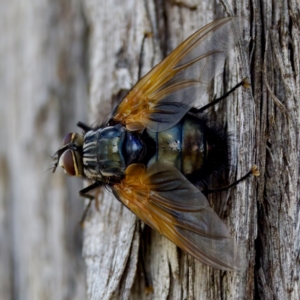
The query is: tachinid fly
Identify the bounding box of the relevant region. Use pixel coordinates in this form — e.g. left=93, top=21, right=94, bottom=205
left=53, top=18, right=259, bottom=271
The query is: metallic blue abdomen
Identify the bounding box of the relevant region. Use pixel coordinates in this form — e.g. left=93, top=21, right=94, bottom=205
left=147, top=115, right=206, bottom=175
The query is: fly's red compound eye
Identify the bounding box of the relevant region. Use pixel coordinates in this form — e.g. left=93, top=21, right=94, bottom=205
left=59, top=149, right=76, bottom=176
left=57, top=133, right=84, bottom=177
left=62, top=133, right=74, bottom=145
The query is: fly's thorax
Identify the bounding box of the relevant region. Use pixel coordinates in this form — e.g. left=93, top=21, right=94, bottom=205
left=82, top=124, right=126, bottom=180
left=82, top=124, right=145, bottom=181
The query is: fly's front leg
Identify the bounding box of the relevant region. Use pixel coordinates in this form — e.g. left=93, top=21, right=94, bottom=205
left=77, top=121, right=92, bottom=133
left=79, top=182, right=101, bottom=226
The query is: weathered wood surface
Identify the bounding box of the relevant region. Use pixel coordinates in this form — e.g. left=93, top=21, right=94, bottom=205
left=82, top=0, right=300, bottom=299
left=1, top=0, right=300, bottom=299
left=0, top=0, right=88, bottom=299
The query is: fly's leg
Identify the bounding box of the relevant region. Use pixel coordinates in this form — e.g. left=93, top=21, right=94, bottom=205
left=77, top=121, right=92, bottom=133
left=190, top=78, right=250, bottom=114
left=203, top=165, right=259, bottom=194
left=79, top=182, right=101, bottom=226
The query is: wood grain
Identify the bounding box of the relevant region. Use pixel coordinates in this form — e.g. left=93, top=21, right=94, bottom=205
left=1, top=0, right=299, bottom=299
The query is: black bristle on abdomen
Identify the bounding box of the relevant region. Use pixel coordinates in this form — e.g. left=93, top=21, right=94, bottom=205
left=186, top=112, right=230, bottom=188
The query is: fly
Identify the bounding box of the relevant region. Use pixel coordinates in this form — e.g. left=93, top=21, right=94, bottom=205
left=53, top=17, right=259, bottom=271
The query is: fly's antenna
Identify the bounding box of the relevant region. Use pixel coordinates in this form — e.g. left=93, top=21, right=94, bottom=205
left=44, top=165, right=56, bottom=174
left=51, top=145, right=70, bottom=173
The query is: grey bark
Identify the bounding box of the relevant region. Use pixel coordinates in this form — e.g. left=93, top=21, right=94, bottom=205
left=0, top=0, right=88, bottom=299
left=1, top=0, right=299, bottom=299
left=82, top=0, right=300, bottom=299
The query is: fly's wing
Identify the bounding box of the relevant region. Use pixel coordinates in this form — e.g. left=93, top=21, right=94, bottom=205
left=112, top=17, right=241, bottom=132
left=112, top=163, right=245, bottom=271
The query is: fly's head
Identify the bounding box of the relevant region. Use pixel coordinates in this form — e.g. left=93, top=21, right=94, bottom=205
left=53, top=132, right=84, bottom=177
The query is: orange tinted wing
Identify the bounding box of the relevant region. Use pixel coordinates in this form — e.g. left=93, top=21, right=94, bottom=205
left=112, top=163, right=245, bottom=271
left=112, top=17, right=241, bottom=132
